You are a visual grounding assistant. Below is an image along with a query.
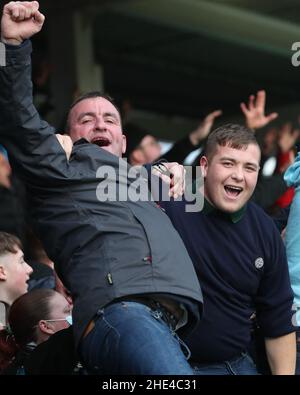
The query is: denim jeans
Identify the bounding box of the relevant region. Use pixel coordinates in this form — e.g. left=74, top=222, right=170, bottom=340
left=192, top=352, right=258, bottom=375
left=79, top=301, right=194, bottom=375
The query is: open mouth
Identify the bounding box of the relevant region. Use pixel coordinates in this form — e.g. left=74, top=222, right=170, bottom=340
left=224, top=185, right=243, bottom=198
left=91, top=137, right=111, bottom=147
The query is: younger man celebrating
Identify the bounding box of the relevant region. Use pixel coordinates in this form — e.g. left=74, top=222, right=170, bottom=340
left=162, top=124, right=296, bottom=374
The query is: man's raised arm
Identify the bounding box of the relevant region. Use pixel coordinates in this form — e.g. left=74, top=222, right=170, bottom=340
left=0, top=1, right=69, bottom=182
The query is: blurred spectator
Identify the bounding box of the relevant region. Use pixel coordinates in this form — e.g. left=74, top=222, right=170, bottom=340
left=125, top=109, right=222, bottom=165
left=272, top=123, right=299, bottom=212
left=240, top=90, right=291, bottom=211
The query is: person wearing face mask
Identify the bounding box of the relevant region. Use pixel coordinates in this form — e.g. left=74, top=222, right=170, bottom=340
left=1, top=288, right=72, bottom=374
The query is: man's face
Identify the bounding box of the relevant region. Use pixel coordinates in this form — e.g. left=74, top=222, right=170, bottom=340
left=0, top=247, right=33, bottom=303
left=200, top=143, right=260, bottom=213
left=139, top=135, right=161, bottom=163
left=68, top=97, right=126, bottom=157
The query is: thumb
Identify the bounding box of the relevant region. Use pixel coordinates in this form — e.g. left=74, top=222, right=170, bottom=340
left=33, top=10, right=45, bottom=25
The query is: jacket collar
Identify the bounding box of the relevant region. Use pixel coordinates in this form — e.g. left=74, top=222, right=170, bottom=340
left=73, top=138, right=89, bottom=146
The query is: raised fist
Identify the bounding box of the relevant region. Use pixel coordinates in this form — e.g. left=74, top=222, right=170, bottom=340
left=1, top=1, right=45, bottom=45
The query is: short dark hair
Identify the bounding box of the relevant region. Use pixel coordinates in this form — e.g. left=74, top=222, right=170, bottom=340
left=0, top=232, right=22, bottom=257
left=204, top=123, right=259, bottom=159
left=66, top=91, right=121, bottom=132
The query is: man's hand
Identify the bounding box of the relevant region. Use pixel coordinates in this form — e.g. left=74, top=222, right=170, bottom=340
left=152, top=162, right=186, bottom=199
left=1, top=1, right=45, bottom=45
left=240, top=90, right=278, bottom=130
left=189, top=110, right=222, bottom=146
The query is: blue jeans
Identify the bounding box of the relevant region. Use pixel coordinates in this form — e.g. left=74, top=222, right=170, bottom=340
left=79, top=301, right=194, bottom=375
left=192, top=353, right=258, bottom=375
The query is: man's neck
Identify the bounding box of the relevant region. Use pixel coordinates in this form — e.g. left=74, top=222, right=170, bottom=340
left=202, top=196, right=247, bottom=223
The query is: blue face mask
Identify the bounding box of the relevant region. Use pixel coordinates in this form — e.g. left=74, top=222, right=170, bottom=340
left=44, top=315, right=73, bottom=326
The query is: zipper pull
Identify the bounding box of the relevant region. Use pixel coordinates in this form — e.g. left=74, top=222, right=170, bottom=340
left=107, top=273, right=113, bottom=285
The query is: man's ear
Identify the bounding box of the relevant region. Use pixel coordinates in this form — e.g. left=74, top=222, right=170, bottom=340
left=38, top=320, right=55, bottom=335
left=200, top=156, right=208, bottom=178
left=0, top=265, right=7, bottom=281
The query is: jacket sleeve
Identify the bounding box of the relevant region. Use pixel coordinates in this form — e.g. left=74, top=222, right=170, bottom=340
left=0, top=40, right=70, bottom=185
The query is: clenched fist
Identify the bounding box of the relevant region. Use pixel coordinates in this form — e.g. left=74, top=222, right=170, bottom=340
left=1, top=1, right=45, bottom=45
